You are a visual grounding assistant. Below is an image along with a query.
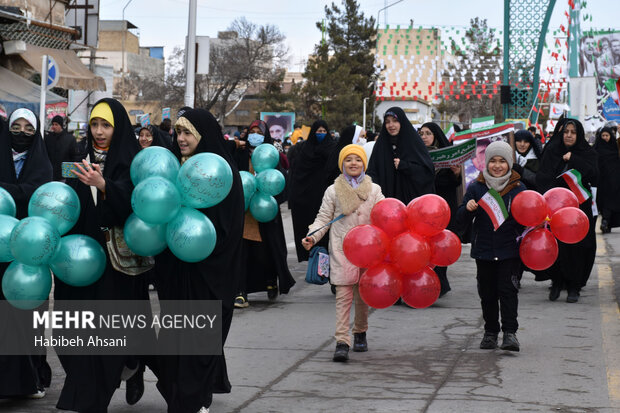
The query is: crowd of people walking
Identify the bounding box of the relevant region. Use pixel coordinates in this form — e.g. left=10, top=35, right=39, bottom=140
left=0, top=98, right=617, bottom=412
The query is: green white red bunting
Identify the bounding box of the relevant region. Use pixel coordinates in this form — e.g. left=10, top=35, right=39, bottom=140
left=560, top=169, right=591, bottom=204
left=478, top=189, right=509, bottom=231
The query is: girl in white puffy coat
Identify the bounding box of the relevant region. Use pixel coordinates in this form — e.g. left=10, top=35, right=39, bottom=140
left=302, top=144, right=384, bottom=362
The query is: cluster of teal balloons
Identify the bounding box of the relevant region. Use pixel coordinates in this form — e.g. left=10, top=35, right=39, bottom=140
left=239, top=144, right=285, bottom=223
left=0, top=184, right=106, bottom=310
left=125, top=146, right=232, bottom=263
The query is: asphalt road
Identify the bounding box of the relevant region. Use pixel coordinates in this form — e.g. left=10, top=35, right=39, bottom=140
left=3, top=206, right=620, bottom=412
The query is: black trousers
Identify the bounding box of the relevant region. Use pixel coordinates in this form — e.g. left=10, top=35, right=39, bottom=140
left=476, top=258, right=520, bottom=334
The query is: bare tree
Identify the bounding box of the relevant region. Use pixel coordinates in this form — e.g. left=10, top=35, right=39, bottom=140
left=166, top=17, right=288, bottom=123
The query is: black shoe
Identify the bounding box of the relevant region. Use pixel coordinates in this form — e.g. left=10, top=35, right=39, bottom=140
left=500, top=332, right=520, bottom=352
left=267, top=285, right=278, bottom=301
left=333, top=342, right=349, bottom=362
left=549, top=283, right=561, bottom=301
left=479, top=332, right=498, bottom=350
left=601, top=219, right=611, bottom=234
left=439, top=286, right=451, bottom=298
left=234, top=294, right=249, bottom=308
left=353, top=332, right=368, bottom=352
left=126, top=370, right=144, bottom=405
left=566, top=290, right=579, bottom=303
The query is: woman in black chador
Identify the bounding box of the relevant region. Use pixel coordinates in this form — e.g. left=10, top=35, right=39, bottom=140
left=593, top=126, right=620, bottom=233
left=155, top=108, right=245, bottom=412
left=53, top=98, right=147, bottom=411
left=536, top=118, right=598, bottom=303
left=0, top=108, right=52, bottom=399
left=419, top=122, right=461, bottom=297
left=234, top=120, right=295, bottom=308
left=288, top=120, right=337, bottom=262
left=367, top=107, right=435, bottom=204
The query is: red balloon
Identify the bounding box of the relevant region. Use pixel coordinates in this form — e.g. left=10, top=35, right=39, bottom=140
left=370, top=198, right=408, bottom=237
left=358, top=263, right=403, bottom=309
left=511, top=190, right=548, bottom=227
left=401, top=267, right=441, bottom=308
left=544, top=187, right=579, bottom=216
left=549, top=207, right=589, bottom=244
left=406, top=194, right=451, bottom=236
left=519, top=228, right=558, bottom=270
left=428, top=229, right=462, bottom=266
left=343, top=225, right=389, bottom=268
left=389, top=231, right=431, bottom=275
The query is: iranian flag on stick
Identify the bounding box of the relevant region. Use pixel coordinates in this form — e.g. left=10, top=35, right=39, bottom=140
left=478, top=189, right=509, bottom=231
left=560, top=169, right=591, bottom=204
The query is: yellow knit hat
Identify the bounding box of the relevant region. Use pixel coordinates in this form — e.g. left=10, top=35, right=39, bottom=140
left=338, top=144, right=368, bottom=172
left=89, top=102, right=115, bottom=127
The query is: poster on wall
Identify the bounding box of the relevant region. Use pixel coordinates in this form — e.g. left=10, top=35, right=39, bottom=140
left=260, top=112, right=295, bottom=142
left=578, top=30, right=620, bottom=119
left=453, top=123, right=515, bottom=190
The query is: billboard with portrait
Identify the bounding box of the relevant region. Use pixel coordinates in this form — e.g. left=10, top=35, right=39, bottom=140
left=260, top=112, right=295, bottom=142
left=578, top=30, right=620, bottom=119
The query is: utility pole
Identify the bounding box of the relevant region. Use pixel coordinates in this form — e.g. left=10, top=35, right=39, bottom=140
left=121, top=0, right=133, bottom=101
left=185, top=0, right=197, bottom=107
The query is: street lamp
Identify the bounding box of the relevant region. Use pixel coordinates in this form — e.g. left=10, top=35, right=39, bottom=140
left=121, top=0, right=133, bottom=100
left=376, top=0, right=404, bottom=28
left=363, top=97, right=369, bottom=130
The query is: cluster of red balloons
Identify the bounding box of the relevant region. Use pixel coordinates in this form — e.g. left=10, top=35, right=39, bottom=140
left=512, top=188, right=589, bottom=271
left=342, top=195, right=461, bottom=309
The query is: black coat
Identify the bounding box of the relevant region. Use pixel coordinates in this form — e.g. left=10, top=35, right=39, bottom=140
left=594, top=127, right=620, bottom=226
left=367, top=107, right=435, bottom=204
left=0, top=112, right=52, bottom=397
left=155, top=109, right=245, bottom=412
left=535, top=119, right=598, bottom=289
left=53, top=98, right=145, bottom=412
left=44, top=129, right=79, bottom=181
left=456, top=172, right=525, bottom=261
left=288, top=120, right=336, bottom=261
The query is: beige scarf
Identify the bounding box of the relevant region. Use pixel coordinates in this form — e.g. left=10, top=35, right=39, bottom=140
left=333, top=175, right=373, bottom=215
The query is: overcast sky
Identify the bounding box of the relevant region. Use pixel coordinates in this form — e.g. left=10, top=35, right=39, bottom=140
left=100, top=0, right=618, bottom=72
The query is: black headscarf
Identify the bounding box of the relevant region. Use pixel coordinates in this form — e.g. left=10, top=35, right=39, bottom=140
left=234, top=120, right=275, bottom=172
left=367, top=107, right=435, bottom=203
left=0, top=110, right=52, bottom=218
left=139, top=125, right=169, bottom=150
left=421, top=122, right=450, bottom=149
left=536, top=118, right=598, bottom=195
left=593, top=127, right=618, bottom=159
left=514, top=129, right=542, bottom=159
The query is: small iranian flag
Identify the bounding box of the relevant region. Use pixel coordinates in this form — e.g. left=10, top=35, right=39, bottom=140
left=445, top=125, right=456, bottom=142
left=478, top=189, right=509, bottom=231
left=560, top=169, right=591, bottom=204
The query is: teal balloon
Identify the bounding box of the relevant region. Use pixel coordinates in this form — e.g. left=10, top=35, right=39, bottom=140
left=0, top=215, right=19, bottom=262
left=130, top=146, right=181, bottom=186
left=0, top=187, right=16, bottom=217
left=131, top=177, right=181, bottom=224
left=123, top=213, right=167, bottom=256
left=251, top=144, right=279, bottom=173
left=28, top=181, right=81, bottom=235
left=239, top=171, right=257, bottom=211
left=166, top=207, right=217, bottom=263
left=10, top=217, right=60, bottom=266
left=256, top=169, right=285, bottom=196
left=176, top=153, right=233, bottom=208
left=249, top=192, right=278, bottom=223
left=2, top=262, right=51, bottom=310
left=49, top=235, right=106, bottom=287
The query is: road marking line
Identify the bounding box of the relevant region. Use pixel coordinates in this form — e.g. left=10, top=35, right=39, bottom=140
left=597, top=234, right=620, bottom=408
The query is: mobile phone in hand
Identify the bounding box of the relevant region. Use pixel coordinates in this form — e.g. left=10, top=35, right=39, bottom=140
left=61, top=162, right=91, bottom=178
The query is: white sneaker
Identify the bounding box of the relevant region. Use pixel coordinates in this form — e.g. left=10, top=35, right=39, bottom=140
left=197, top=407, right=209, bottom=413
left=27, top=389, right=46, bottom=399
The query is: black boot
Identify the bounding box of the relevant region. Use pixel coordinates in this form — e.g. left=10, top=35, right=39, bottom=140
left=353, top=332, right=368, bottom=352
left=126, top=368, right=144, bottom=405
left=601, top=218, right=611, bottom=234
left=549, top=282, right=561, bottom=301
left=500, top=332, right=520, bottom=352
left=333, top=342, right=349, bottom=362
left=566, top=289, right=580, bottom=303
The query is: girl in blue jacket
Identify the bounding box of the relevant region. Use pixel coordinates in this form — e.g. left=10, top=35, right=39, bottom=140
left=456, top=141, right=525, bottom=352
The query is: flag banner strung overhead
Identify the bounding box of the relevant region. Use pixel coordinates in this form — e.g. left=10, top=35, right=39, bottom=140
left=429, top=138, right=476, bottom=169
left=478, top=189, right=508, bottom=231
